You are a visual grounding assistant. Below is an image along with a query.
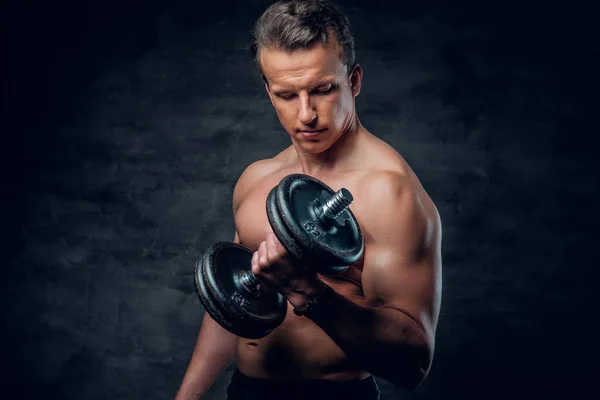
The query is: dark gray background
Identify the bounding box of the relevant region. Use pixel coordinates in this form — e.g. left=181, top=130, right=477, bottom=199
left=1, top=0, right=598, bottom=399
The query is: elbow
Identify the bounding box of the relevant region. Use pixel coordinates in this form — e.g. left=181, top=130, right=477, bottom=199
left=404, top=359, right=431, bottom=391
left=394, top=354, right=431, bottom=391
left=391, top=337, right=434, bottom=390
left=368, top=313, right=436, bottom=390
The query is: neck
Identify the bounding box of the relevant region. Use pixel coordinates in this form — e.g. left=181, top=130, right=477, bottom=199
left=293, top=115, right=364, bottom=176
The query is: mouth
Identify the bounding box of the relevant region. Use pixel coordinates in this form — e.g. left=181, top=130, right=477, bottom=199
left=298, top=128, right=327, bottom=137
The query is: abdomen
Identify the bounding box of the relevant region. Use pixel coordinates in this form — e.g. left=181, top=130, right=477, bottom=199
left=236, top=299, right=369, bottom=381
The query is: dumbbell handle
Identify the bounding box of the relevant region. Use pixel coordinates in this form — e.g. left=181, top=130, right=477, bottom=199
left=238, top=269, right=260, bottom=293
left=320, top=188, right=353, bottom=220
left=235, top=188, right=353, bottom=293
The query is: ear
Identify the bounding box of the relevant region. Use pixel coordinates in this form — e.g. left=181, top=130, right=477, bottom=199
left=349, top=64, right=363, bottom=97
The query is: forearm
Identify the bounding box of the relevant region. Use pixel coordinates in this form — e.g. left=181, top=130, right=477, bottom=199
left=175, top=314, right=238, bottom=400
left=307, top=286, right=433, bottom=389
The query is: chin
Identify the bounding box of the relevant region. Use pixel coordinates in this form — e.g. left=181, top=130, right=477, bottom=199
left=298, top=142, right=331, bottom=154
left=293, top=134, right=336, bottom=152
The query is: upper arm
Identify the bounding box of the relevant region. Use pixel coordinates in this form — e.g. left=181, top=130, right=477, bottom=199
left=360, top=173, right=442, bottom=344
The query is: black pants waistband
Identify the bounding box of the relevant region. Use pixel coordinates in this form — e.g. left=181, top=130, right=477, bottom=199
left=226, top=368, right=380, bottom=400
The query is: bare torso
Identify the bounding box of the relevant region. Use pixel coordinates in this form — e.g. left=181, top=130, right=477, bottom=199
left=234, top=130, right=428, bottom=381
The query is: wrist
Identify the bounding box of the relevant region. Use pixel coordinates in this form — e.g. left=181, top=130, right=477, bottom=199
left=293, top=282, right=335, bottom=319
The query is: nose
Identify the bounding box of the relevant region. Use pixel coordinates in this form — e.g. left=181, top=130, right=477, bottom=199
left=298, top=94, right=317, bottom=125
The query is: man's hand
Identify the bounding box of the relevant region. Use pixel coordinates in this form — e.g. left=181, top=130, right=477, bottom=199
left=251, top=232, right=327, bottom=312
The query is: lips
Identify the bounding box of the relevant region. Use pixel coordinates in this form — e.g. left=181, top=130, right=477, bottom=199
left=298, top=128, right=327, bottom=136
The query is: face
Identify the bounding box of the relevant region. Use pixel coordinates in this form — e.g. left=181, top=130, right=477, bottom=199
left=259, top=38, right=362, bottom=154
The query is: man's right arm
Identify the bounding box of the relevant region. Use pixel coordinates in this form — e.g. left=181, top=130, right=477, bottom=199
left=175, top=159, right=280, bottom=400
left=174, top=235, right=240, bottom=400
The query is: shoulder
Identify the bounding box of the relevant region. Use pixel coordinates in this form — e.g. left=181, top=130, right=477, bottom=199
left=359, top=169, right=412, bottom=198
left=357, top=170, right=421, bottom=219
left=356, top=135, right=438, bottom=224
left=356, top=169, right=441, bottom=248
left=232, top=157, right=284, bottom=212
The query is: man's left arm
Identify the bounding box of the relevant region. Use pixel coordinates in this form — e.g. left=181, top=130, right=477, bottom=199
left=305, top=175, right=442, bottom=389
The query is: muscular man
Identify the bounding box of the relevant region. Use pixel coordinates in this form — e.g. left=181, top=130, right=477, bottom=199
left=176, top=1, right=442, bottom=399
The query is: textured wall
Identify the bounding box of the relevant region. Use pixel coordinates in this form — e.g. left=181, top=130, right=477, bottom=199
left=1, top=0, right=597, bottom=399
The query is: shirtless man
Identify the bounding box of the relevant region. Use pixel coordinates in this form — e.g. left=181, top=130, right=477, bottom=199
left=175, top=1, right=442, bottom=399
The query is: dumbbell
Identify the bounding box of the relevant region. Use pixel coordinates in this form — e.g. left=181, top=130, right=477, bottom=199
left=194, top=174, right=363, bottom=339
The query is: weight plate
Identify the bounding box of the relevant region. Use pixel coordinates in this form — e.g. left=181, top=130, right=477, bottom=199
left=267, top=186, right=313, bottom=263
left=194, top=242, right=287, bottom=339
left=273, top=174, right=364, bottom=273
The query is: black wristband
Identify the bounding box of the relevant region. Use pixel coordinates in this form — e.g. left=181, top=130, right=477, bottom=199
left=293, top=285, right=336, bottom=320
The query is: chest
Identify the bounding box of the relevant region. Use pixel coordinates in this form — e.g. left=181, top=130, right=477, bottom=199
left=235, top=175, right=282, bottom=252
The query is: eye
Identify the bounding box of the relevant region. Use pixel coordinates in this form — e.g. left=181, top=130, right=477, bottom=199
left=313, top=84, right=333, bottom=95
left=278, top=93, right=296, bottom=100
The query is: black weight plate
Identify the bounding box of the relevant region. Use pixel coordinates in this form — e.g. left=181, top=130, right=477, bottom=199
left=267, top=187, right=313, bottom=264
left=194, top=242, right=287, bottom=339
left=275, top=174, right=364, bottom=272
left=195, top=242, right=286, bottom=338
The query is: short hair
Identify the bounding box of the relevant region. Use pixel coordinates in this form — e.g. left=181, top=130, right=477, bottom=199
left=250, top=0, right=356, bottom=80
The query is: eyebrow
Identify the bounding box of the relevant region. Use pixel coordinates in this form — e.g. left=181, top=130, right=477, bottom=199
left=272, top=81, right=334, bottom=95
